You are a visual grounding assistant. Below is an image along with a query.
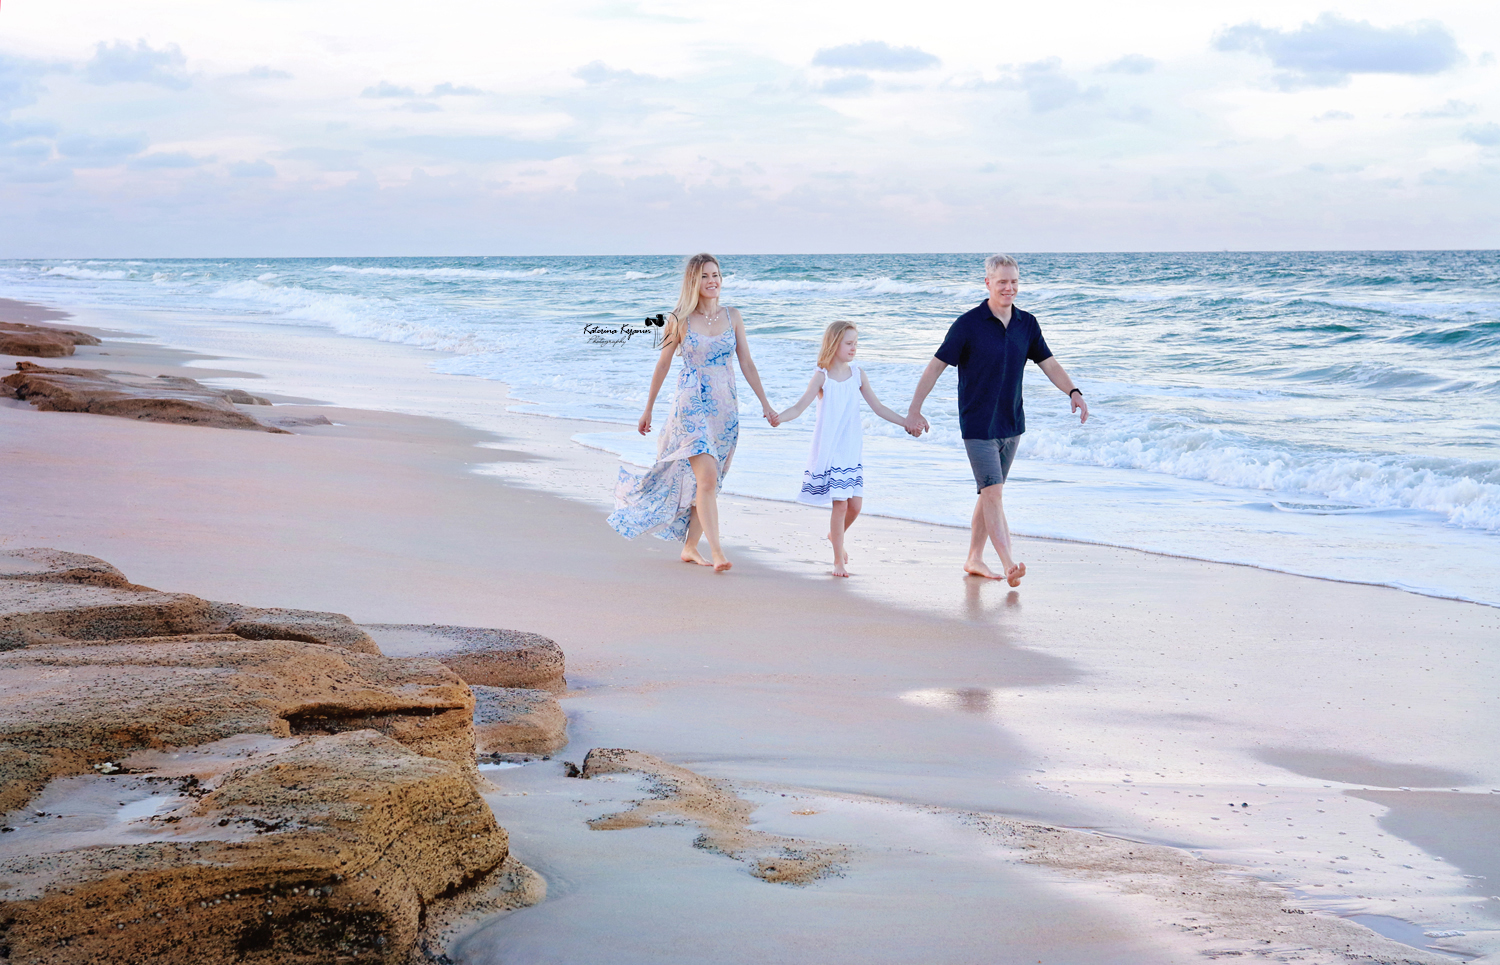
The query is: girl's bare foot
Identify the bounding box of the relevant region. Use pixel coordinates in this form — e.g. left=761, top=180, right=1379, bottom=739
left=712, top=554, right=733, bottom=573
left=681, top=547, right=712, bottom=566
left=832, top=562, right=849, bottom=578
left=963, top=560, right=1004, bottom=580
left=1006, top=562, right=1026, bottom=587
left=825, top=535, right=851, bottom=563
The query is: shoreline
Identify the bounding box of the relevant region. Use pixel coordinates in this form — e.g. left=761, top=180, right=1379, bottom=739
left=581, top=418, right=1500, bottom=612
left=4, top=296, right=1498, bottom=963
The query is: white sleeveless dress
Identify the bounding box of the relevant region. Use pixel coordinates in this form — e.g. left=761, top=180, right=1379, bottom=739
left=797, top=363, right=864, bottom=506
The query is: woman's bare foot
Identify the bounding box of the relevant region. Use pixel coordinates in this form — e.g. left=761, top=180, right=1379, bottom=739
left=1006, top=562, right=1026, bottom=587
left=832, top=560, right=850, bottom=577
left=681, top=547, right=712, bottom=566
left=712, top=554, right=733, bottom=573
left=963, top=560, right=1005, bottom=580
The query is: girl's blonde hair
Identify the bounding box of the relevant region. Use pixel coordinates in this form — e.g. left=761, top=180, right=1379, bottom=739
left=665, top=253, right=720, bottom=353
left=817, top=320, right=858, bottom=370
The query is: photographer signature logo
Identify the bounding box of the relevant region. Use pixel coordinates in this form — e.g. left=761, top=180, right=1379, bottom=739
left=583, top=313, right=667, bottom=348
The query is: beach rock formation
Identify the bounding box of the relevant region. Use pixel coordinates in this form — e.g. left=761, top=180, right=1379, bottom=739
left=582, top=748, right=847, bottom=886
left=0, top=555, right=378, bottom=657
left=472, top=686, right=568, bottom=755
left=362, top=623, right=567, bottom=693
left=0, top=549, right=538, bottom=964
left=0, top=547, right=144, bottom=590
left=0, top=321, right=100, bottom=358
left=2, top=361, right=288, bottom=433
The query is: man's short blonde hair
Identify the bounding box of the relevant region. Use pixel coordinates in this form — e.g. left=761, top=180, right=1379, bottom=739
left=984, top=253, right=1018, bottom=276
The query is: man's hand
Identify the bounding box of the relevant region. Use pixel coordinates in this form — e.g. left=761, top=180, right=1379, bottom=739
left=1070, top=393, right=1089, bottom=424
left=903, top=412, right=928, bottom=437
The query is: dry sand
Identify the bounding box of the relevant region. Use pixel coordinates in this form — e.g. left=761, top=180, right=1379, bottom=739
left=2, top=297, right=1498, bottom=963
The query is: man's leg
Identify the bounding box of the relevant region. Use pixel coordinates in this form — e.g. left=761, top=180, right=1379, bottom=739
left=972, top=486, right=1020, bottom=585
left=962, top=437, right=1024, bottom=585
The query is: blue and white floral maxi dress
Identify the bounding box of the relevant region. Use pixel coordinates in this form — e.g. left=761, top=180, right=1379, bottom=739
left=608, top=328, right=740, bottom=541
left=796, top=363, right=864, bottom=506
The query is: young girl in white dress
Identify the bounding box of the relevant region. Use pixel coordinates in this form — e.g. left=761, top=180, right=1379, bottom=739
left=777, top=321, right=911, bottom=577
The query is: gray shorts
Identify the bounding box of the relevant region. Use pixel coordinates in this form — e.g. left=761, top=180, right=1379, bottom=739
left=964, top=436, right=1019, bottom=492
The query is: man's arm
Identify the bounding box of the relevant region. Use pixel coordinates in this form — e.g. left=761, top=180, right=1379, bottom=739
left=1037, top=356, right=1088, bottom=423
left=905, top=356, right=948, bottom=435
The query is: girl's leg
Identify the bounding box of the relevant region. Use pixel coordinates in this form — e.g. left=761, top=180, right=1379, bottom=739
left=688, top=454, right=730, bottom=572
left=682, top=506, right=710, bottom=565
left=829, top=500, right=850, bottom=577
left=843, top=496, right=862, bottom=539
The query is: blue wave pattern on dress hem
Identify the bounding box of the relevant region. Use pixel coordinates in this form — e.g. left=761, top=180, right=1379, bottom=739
left=799, top=464, right=864, bottom=502
left=607, top=328, right=740, bottom=541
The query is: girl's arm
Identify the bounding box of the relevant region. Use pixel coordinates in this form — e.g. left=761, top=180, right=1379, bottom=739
left=859, top=370, right=914, bottom=430
left=777, top=370, right=826, bottom=424
left=637, top=327, right=680, bottom=435
left=729, top=307, right=779, bottom=426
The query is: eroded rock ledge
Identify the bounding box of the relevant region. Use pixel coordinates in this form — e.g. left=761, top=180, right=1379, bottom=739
left=0, top=321, right=100, bottom=359
left=3, top=362, right=288, bottom=433
left=0, top=549, right=548, bottom=964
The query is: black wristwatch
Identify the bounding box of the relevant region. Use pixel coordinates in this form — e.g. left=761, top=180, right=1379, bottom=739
left=1069, top=388, right=1082, bottom=398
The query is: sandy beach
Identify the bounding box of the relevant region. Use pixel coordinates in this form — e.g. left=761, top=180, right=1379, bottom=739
left=3, top=298, right=1498, bottom=964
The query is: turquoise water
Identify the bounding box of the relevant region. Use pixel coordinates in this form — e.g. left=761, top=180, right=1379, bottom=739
left=4, top=252, right=1497, bottom=605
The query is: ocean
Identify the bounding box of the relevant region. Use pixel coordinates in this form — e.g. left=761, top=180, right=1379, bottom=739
left=4, top=251, right=1497, bottom=606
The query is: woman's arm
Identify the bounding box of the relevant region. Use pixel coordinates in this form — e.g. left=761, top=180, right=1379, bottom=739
left=729, top=308, right=779, bottom=426
left=859, top=371, right=917, bottom=432
left=637, top=331, right=679, bottom=435
left=777, top=370, right=826, bottom=424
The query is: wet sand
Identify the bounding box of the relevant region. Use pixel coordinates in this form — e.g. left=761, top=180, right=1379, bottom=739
left=2, top=298, right=1497, bottom=963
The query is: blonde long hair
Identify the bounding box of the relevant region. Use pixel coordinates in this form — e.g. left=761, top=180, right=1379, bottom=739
left=817, top=320, right=858, bottom=370
left=665, top=253, right=720, bottom=353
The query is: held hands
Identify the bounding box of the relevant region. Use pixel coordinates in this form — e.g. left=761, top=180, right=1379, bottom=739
left=902, top=412, right=929, bottom=437
left=763, top=406, right=780, bottom=428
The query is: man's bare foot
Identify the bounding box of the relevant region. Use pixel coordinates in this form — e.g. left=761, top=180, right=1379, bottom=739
left=963, top=560, right=1005, bottom=580
left=713, top=555, right=733, bottom=573
left=1006, top=562, right=1026, bottom=587
left=832, top=562, right=849, bottom=578
left=681, top=547, right=712, bottom=566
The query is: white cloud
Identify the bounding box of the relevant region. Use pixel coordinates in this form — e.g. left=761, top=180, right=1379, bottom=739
left=1101, top=54, right=1156, bottom=74
left=1408, top=99, right=1476, bottom=118
left=820, top=74, right=872, bottom=97
left=84, top=39, right=190, bottom=90
left=812, top=42, right=940, bottom=72
left=1462, top=123, right=1500, bottom=146
left=0, top=0, right=1495, bottom=254
left=998, top=59, right=1103, bottom=112
left=574, top=61, right=661, bottom=86
left=229, top=159, right=276, bottom=177
left=128, top=151, right=214, bottom=169
left=362, top=80, right=416, bottom=98
left=430, top=82, right=483, bottom=96
left=1215, top=14, right=1462, bottom=89
left=56, top=133, right=146, bottom=164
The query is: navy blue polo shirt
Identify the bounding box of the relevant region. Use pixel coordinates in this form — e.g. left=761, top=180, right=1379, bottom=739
left=934, top=300, right=1053, bottom=439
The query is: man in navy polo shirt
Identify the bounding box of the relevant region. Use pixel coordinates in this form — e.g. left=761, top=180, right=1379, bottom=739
left=905, top=253, right=1088, bottom=586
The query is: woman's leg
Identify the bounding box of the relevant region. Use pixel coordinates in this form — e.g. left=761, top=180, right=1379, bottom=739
left=682, top=506, right=710, bottom=565
left=688, top=454, right=730, bottom=571
left=829, top=500, right=850, bottom=577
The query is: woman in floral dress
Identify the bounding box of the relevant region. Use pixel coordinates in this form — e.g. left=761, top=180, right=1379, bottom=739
left=607, top=253, right=779, bottom=572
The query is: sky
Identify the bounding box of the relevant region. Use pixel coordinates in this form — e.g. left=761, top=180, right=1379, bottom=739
left=1, top=0, right=1497, bottom=256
